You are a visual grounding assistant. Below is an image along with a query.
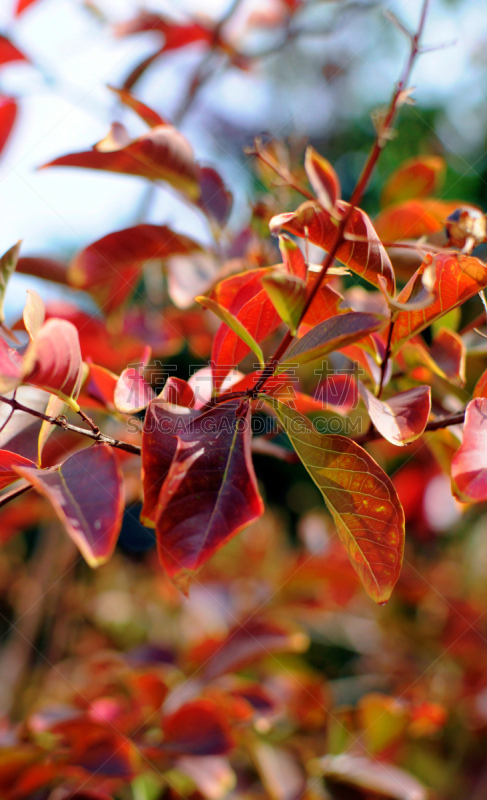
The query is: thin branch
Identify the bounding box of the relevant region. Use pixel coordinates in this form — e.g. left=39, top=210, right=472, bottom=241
left=0, top=395, right=141, bottom=456
left=377, top=316, right=395, bottom=398
left=248, top=0, right=431, bottom=398
left=246, top=140, right=315, bottom=201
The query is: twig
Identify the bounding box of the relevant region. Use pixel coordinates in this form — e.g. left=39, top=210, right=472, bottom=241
left=246, top=141, right=315, bottom=202
left=0, top=395, right=141, bottom=456
left=77, top=408, right=100, bottom=434
left=377, top=316, right=395, bottom=398
left=248, top=0, right=431, bottom=398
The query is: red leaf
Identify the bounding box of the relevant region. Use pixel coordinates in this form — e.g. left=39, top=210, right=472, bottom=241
left=23, top=318, right=83, bottom=410
left=212, top=289, right=281, bottom=390
left=381, top=155, right=446, bottom=207
left=161, top=377, right=195, bottom=407
left=304, top=145, right=341, bottom=211
left=160, top=700, right=234, bottom=756
left=279, top=234, right=307, bottom=280
left=0, top=96, right=16, bottom=155
left=15, top=0, right=41, bottom=14
left=430, top=327, right=466, bottom=384
left=114, top=348, right=155, bottom=414
left=69, top=224, right=201, bottom=312
left=42, top=123, right=200, bottom=199
left=198, top=166, right=233, bottom=227
left=141, top=399, right=200, bottom=527
left=0, top=449, right=36, bottom=489
left=116, top=11, right=213, bottom=52
left=15, top=444, right=125, bottom=566
left=451, top=398, right=487, bottom=503
left=0, top=36, right=28, bottom=66
left=374, top=198, right=460, bottom=241
left=391, top=253, right=487, bottom=354
left=202, top=618, right=308, bottom=682
left=359, top=384, right=431, bottom=446
left=473, top=366, right=487, bottom=399
left=153, top=402, right=264, bottom=589
left=270, top=200, right=395, bottom=294
left=50, top=718, right=135, bottom=778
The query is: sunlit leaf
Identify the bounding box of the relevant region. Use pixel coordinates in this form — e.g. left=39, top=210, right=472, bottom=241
left=451, top=398, right=487, bottom=503
left=37, top=394, right=65, bottom=465
left=261, top=270, right=306, bottom=335
left=196, top=295, right=265, bottom=367
left=177, top=755, right=236, bottom=800
left=377, top=267, right=436, bottom=314
left=374, top=198, right=460, bottom=241
left=23, top=289, right=45, bottom=340
left=279, top=234, right=307, bottom=280
left=359, top=384, right=431, bottom=446
left=270, top=200, right=395, bottom=294
left=281, top=312, right=384, bottom=369
left=114, top=348, right=155, bottom=414
left=381, top=155, right=446, bottom=207
left=253, top=743, right=305, bottom=800
left=42, top=122, right=201, bottom=199
left=0, top=242, right=20, bottom=324
left=391, top=252, right=487, bottom=354
left=473, top=366, right=487, bottom=399
left=23, top=318, right=83, bottom=410
left=161, top=377, right=195, bottom=407
left=15, top=0, right=41, bottom=14
left=267, top=400, right=404, bottom=603
left=15, top=444, right=125, bottom=566
left=0, top=337, right=23, bottom=393
left=358, top=693, right=409, bottom=755
left=153, top=401, right=264, bottom=590
left=304, top=145, right=340, bottom=211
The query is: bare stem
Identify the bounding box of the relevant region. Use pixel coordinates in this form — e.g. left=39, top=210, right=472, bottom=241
left=377, top=316, right=395, bottom=398
left=0, top=395, right=141, bottom=456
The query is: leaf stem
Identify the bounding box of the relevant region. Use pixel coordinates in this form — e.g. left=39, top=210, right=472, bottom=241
left=377, top=316, right=395, bottom=398
left=0, top=395, right=141, bottom=456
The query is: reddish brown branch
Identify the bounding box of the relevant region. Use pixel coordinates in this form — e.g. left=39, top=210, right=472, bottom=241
left=0, top=395, right=141, bottom=456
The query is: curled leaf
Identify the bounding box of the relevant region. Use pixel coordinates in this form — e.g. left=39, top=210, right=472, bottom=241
left=23, top=319, right=83, bottom=411
left=282, top=312, right=384, bottom=369
left=197, top=295, right=264, bottom=367
left=23, top=289, right=45, bottom=340
left=304, top=145, right=340, bottom=211
left=261, top=270, right=306, bottom=335
left=451, top=398, right=487, bottom=503
left=15, top=444, right=125, bottom=567
left=0, top=242, right=21, bottom=324
left=359, top=383, right=431, bottom=446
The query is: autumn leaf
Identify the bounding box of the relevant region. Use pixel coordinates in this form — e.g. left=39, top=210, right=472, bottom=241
left=141, top=399, right=200, bottom=527
left=0, top=336, right=23, bottom=393
left=69, top=224, right=201, bottom=312
left=15, top=0, right=41, bottom=15
left=430, top=327, right=466, bottom=384
left=42, top=122, right=201, bottom=199
left=261, top=271, right=306, bottom=335
left=267, top=400, right=405, bottom=603
left=0, top=36, right=28, bottom=66
left=23, top=318, right=83, bottom=410
left=23, top=289, right=45, bottom=340
left=320, top=754, right=427, bottom=800
left=381, top=155, right=446, bottom=207
left=451, top=398, right=487, bottom=503
left=374, top=198, right=460, bottom=241
left=0, top=96, right=16, bottom=155
left=281, top=312, right=384, bottom=369
left=15, top=444, right=125, bottom=566
left=391, top=252, right=487, bottom=354
left=0, top=449, right=36, bottom=489
left=114, top=359, right=155, bottom=414
left=108, top=85, right=166, bottom=127
left=304, top=145, right=341, bottom=211
left=160, top=700, right=234, bottom=756
left=359, top=383, right=431, bottom=446
left=153, top=401, right=264, bottom=590
left=270, top=200, right=395, bottom=294
left=279, top=234, right=307, bottom=280
left=198, top=166, right=233, bottom=227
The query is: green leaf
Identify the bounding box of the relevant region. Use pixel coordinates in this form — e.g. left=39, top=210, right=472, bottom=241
left=265, top=399, right=405, bottom=603
left=196, top=295, right=264, bottom=367
left=0, top=241, right=21, bottom=323
left=261, top=270, right=306, bottom=335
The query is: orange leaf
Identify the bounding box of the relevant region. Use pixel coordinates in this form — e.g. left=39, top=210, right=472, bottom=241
left=374, top=198, right=460, bottom=241
left=381, top=155, right=446, bottom=207
left=270, top=200, right=395, bottom=294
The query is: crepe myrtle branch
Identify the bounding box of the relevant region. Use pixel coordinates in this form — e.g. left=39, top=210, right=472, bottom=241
left=243, top=0, right=431, bottom=400
left=0, top=395, right=141, bottom=456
